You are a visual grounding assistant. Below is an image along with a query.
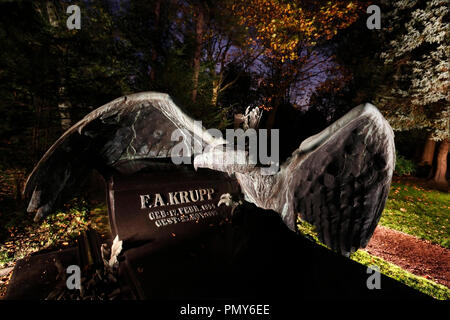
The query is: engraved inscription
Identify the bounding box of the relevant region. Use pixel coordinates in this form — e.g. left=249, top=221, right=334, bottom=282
left=139, top=188, right=219, bottom=228
left=140, top=188, right=215, bottom=209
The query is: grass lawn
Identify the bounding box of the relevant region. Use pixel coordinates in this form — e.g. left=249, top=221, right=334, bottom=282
left=297, top=219, right=450, bottom=300
left=297, top=176, right=450, bottom=300
left=0, top=169, right=110, bottom=297
left=382, top=177, right=449, bottom=248
left=0, top=199, right=110, bottom=269
left=351, top=250, right=450, bottom=300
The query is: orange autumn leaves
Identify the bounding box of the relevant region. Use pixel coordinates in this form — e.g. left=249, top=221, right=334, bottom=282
left=230, top=0, right=364, bottom=62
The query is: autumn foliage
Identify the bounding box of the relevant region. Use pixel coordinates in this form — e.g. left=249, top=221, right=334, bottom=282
left=230, top=0, right=365, bottom=62
left=228, top=0, right=365, bottom=114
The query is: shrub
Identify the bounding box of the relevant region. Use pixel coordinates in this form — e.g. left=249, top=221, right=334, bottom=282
left=394, top=152, right=417, bottom=176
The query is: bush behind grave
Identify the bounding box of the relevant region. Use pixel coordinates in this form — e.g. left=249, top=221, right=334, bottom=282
left=394, top=152, right=417, bottom=176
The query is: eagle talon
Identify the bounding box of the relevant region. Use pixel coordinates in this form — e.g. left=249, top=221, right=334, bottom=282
left=218, top=193, right=242, bottom=215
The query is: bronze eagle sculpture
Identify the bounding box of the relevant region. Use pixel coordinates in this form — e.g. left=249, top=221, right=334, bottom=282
left=23, top=92, right=395, bottom=256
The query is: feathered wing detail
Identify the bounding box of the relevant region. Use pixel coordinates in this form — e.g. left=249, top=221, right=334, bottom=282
left=195, top=103, right=395, bottom=256
left=24, top=92, right=220, bottom=221
left=25, top=92, right=394, bottom=257
left=243, top=106, right=263, bottom=130
left=282, top=103, right=395, bottom=255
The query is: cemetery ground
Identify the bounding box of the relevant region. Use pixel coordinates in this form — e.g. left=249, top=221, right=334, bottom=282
left=0, top=170, right=449, bottom=300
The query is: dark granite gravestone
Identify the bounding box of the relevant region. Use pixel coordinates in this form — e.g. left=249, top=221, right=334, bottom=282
left=100, top=162, right=429, bottom=300
left=107, top=162, right=239, bottom=246
left=104, top=162, right=241, bottom=299
left=5, top=162, right=241, bottom=300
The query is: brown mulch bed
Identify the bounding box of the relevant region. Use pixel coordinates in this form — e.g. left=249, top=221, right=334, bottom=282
left=391, top=176, right=449, bottom=193
left=365, top=225, right=450, bottom=288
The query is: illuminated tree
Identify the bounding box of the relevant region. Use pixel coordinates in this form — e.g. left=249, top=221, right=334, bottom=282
left=375, top=0, right=449, bottom=186
left=229, top=0, right=365, bottom=126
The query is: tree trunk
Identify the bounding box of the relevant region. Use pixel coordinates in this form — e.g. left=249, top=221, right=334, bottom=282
left=433, top=139, right=448, bottom=186
left=32, top=96, right=42, bottom=162
left=265, top=95, right=282, bottom=129
left=211, top=75, right=221, bottom=106
left=58, top=101, right=72, bottom=131
left=265, top=105, right=278, bottom=129
left=420, top=134, right=436, bottom=165
left=58, top=86, right=72, bottom=131
left=191, top=6, right=204, bottom=103
left=150, top=0, right=161, bottom=83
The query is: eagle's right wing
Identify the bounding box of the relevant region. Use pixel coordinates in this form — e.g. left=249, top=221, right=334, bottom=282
left=282, top=103, right=396, bottom=255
